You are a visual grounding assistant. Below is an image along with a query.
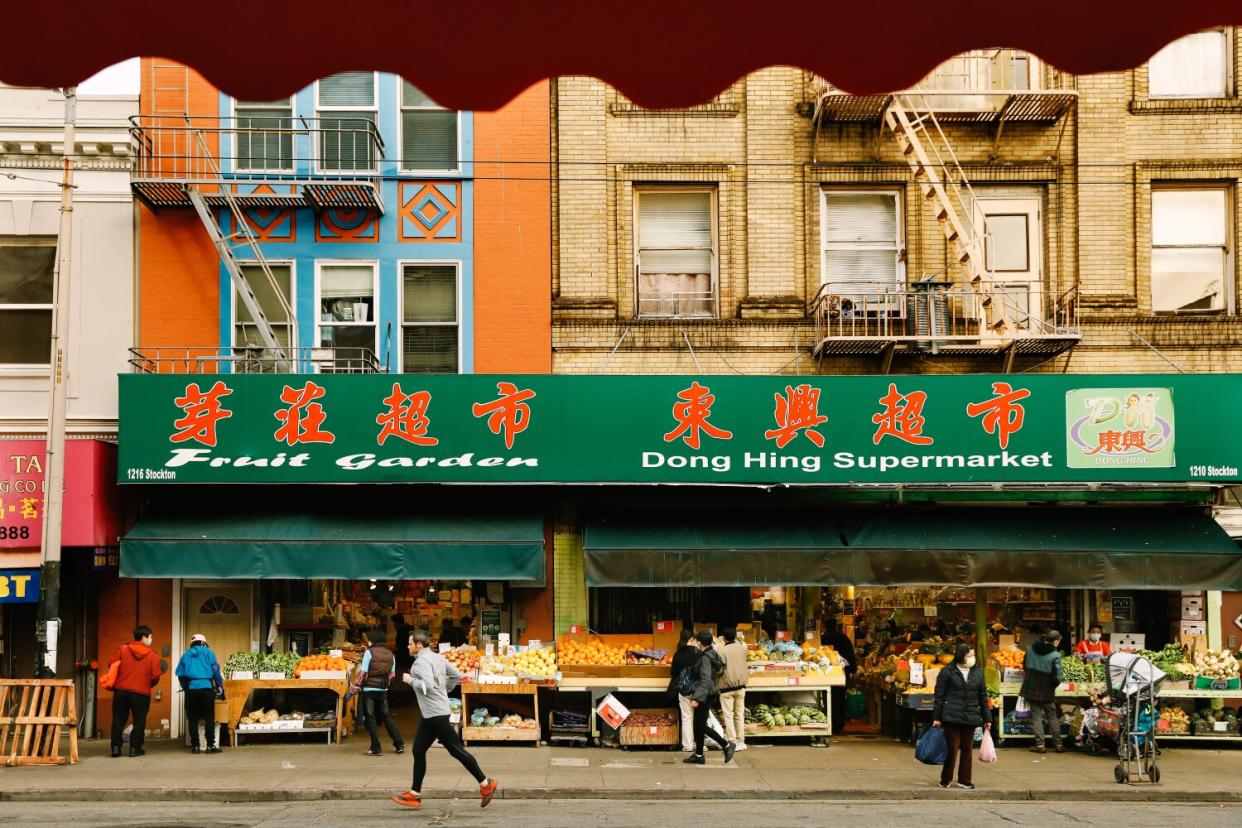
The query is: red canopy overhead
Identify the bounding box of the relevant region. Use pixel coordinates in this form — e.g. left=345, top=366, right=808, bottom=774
left=5, top=2, right=1242, bottom=110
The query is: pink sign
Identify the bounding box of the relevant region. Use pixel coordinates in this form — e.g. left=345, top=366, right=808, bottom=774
left=0, top=440, right=120, bottom=550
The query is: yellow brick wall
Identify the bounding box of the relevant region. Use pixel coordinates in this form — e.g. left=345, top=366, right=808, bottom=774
left=553, top=503, right=588, bottom=636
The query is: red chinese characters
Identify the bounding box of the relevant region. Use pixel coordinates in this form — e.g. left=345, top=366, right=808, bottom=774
left=171, top=381, right=233, bottom=447
left=376, top=383, right=438, bottom=446
left=274, top=381, right=335, bottom=445
left=871, top=383, right=933, bottom=446
left=472, top=382, right=536, bottom=449
left=764, top=384, right=828, bottom=448
left=1087, top=429, right=1156, bottom=455
left=966, top=382, right=1031, bottom=450
left=664, top=381, right=734, bottom=449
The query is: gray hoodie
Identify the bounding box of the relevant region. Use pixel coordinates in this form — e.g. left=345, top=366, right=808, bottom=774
left=404, top=648, right=462, bottom=718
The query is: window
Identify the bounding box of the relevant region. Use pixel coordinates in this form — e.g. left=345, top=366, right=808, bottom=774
left=0, top=240, right=55, bottom=365
left=401, top=264, right=458, bottom=372
left=198, top=596, right=240, bottom=615
left=316, top=72, right=377, bottom=171
left=975, top=196, right=1043, bottom=330
left=400, top=81, right=459, bottom=171
left=1151, top=188, right=1229, bottom=313
left=820, top=191, right=903, bottom=297
left=634, top=189, right=716, bottom=318
left=234, top=263, right=293, bottom=351
left=235, top=98, right=293, bottom=171
left=1149, top=31, right=1229, bottom=98
left=318, top=263, right=376, bottom=352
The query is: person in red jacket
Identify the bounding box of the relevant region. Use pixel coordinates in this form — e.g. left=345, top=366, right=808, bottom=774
left=110, top=625, right=163, bottom=757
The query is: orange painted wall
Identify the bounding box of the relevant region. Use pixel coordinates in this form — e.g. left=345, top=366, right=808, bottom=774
left=473, top=82, right=552, bottom=374
left=95, top=576, right=174, bottom=739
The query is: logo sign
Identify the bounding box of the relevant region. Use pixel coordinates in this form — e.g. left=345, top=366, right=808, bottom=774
left=1066, top=388, right=1176, bottom=469
left=0, top=568, right=39, bottom=604
left=116, top=374, right=1242, bottom=485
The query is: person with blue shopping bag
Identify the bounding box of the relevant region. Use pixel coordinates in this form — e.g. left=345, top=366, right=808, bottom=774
left=931, top=644, right=991, bottom=790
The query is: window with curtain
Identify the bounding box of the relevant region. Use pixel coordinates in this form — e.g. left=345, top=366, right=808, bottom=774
left=401, top=81, right=458, bottom=171
left=235, top=98, right=293, bottom=171
left=0, top=240, right=55, bottom=365
left=234, top=264, right=293, bottom=351
left=1149, top=31, right=1229, bottom=98
left=1151, top=188, right=1229, bottom=313
left=317, top=72, right=377, bottom=171
left=401, top=264, right=458, bottom=372
left=318, top=263, right=376, bottom=352
left=820, top=190, right=903, bottom=298
left=635, top=189, right=716, bottom=318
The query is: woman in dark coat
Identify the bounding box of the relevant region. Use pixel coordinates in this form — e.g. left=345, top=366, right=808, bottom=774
left=932, top=643, right=992, bottom=790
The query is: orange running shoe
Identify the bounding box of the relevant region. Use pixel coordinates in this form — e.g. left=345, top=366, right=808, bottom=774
left=480, top=778, right=499, bottom=808
left=391, top=790, right=422, bottom=808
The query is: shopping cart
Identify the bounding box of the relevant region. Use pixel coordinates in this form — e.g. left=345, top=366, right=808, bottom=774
left=1106, top=652, right=1165, bottom=784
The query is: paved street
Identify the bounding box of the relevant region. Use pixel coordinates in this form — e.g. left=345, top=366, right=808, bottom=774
left=3, top=799, right=1240, bottom=827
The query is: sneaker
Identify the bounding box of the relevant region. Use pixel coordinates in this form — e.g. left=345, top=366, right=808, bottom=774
left=191, top=747, right=201, bottom=754
left=683, top=754, right=705, bottom=765
left=1029, top=745, right=1046, bottom=754
left=480, top=778, right=498, bottom=808
left=205, top=746, right=221, bottom=754
left=734, top=743, right=748, bottom=752
left=394, top=744, right=405, bottom=755
left=723, top=741, right=736, bottom=764
left=363, top=749, right=382, bottom=757
left=110, top=746, right=122, bottom=758
left=938, top=782, right=950, bottom=789
left=128, top=748, right=145, bottom=757
left=391, top=790, right=422, bottom=809
left=956, top=782, right=976, bottom=790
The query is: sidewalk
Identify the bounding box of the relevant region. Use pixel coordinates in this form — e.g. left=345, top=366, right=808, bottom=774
left=3, top=737, right=1241, bottom=803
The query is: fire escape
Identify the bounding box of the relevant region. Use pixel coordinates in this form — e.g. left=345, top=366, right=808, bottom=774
left=127, top=104, right=386, bottom=374
left=808, top=50, right=1080, bottom=372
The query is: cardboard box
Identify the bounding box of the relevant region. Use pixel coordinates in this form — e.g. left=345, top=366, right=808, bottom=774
left=1111, top=633, right=1145, bottom=652
left=596, top=693, right=631, bottom=729
left=1180, top=620, right=1206, bottom=638
left=1181, top=597, right=1204, bottom=621
left=1002, top=668, right=1026, bottom=683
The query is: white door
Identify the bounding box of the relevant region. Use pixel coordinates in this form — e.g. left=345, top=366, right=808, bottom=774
left=974, top=198, right=1042, bottom=330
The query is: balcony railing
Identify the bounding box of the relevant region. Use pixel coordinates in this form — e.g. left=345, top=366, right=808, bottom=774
left=810, top=281, right=1080, bottom=358
left=129, top=115, right=386, bottom=211
left=129, top=346, right=384, bottom=375
left=636, top=289, right=717, bottom=319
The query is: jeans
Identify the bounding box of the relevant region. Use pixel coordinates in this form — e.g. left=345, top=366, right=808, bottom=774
left=718, top=689, right=746, bottom=745
left=362, top=692, right=404, bottom=752
left=939, top=724, right=976, bottom=786
left=111, top=690, right=151, bottom=752
left=691, top=698, right=728, bottom=756
left=185, top=688, right=217, bottom=748
left=411, top=714, right=486, bottom=792
left=1031, top=700, right=1062, bottom=747
left=677, top=694, right=695, bottom=750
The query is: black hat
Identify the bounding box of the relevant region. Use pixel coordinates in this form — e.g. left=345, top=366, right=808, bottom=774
left=694, top=630, right=714, bottom=647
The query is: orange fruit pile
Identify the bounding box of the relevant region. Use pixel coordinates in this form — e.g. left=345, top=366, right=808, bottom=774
left=558, top=640, right=630, bottom=666
left=992, top=648, right=1024, bottom=670
left=293, top=655, right=349, bottom=676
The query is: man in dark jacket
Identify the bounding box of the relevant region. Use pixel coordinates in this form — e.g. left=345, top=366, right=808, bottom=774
left=109, top=625, right=163, bottom=758
left=820, top=619, right=856, bottom=733
left=668, top=629, right=698, bottom=751
left=175, top=633, right=225, bottom=753
left=1021, top=629, right=1064, bottom=753
left=358, top=629, right=405, bottom=756
left=682, top=630, right=735, bottom=765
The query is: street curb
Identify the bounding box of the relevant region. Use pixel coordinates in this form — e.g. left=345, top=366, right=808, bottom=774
left=4, top=787, right=1242, bottom=804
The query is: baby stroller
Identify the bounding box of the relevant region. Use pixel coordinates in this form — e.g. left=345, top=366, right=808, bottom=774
left=1102, top=652, right=1164, bottom=784
left=1075, top=688, right=1117, bottom=756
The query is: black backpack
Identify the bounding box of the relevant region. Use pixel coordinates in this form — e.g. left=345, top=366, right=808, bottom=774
left=674, top=662, right=697, bottom=697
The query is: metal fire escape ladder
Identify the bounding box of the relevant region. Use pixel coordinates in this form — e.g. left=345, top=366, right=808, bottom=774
left=883, top=95, right=1012, bottom=339
left=185, top=128, right=297, bottom=371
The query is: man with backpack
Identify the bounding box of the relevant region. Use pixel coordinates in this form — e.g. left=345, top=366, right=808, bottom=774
left=106, top=625, right=163, bottom=758
left=357, top=628, right=405, bottom=757
left=681, top=629, right=736, bottom=765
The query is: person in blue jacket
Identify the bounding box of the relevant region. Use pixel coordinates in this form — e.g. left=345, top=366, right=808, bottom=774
left=175, top=633, right=224, bottom=753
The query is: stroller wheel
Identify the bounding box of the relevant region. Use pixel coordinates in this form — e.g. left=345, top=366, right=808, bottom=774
left=1114, top=765, right=1128, bottom=784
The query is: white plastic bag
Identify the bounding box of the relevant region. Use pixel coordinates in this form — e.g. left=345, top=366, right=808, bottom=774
left=978, top=729, right=998, bottom=763
left=706, top=711, right=726, bottom=750
left=1015, top=696, right=1031, bottom=718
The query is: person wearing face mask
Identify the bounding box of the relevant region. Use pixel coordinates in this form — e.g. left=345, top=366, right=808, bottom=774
left=932, top=644, right=991, bottom=790
left=1074, top=624, right=1112, bottom=658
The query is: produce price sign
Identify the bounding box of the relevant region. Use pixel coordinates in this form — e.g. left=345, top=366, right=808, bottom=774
left=117, top=374, right=1242, bottom=485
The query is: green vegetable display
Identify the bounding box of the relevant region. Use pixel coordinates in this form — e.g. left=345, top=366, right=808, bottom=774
left=223, top=651, right=302, bottom=678
left=745, top=704, right=828, bottom=728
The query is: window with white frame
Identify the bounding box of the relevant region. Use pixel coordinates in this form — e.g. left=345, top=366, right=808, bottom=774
left=1151, top=188, right=1230, bottom=313
left=0, top=239, right=55, bottom=365
left=635, top=188, right=716, bottom=318
left=316, top=72, right=377, bottom=171
left=235, top=98, right=293, bottom=171
left=820, top=190, right=903, bottom=298
left=234, top=264, right=293, bottom=350
left=1148, top=31, right=1229, bottom=98
left=318, top=263, right=376, bottom=352
left=400, top=81, right=459, bottom=171
left=401, top=264, right=458, bottom=373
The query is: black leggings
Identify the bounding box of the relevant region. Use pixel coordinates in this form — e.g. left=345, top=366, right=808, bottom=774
left=692, top=698, right=728, bottom=755
left=411, top=714, right=486, bottom=792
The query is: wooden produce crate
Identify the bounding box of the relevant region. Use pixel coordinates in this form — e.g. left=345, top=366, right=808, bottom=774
left=619, top=709, right=680, bottom=748
left=620, top=664, right=671, bottom=679
left=559, top=664, right=622, bottom=679
left=461, top=726, right=540, bottom=743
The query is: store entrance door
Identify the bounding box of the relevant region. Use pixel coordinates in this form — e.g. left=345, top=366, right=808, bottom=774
left=184, top=585, right=253, bottom=658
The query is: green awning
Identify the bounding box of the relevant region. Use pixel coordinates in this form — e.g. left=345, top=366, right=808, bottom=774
left=584, top=508, right=1242, bottom=589
left=122, top=508, right=545, bottom=581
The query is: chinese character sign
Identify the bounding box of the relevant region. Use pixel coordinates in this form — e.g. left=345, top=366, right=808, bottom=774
left=117, top=374, right=1242, bottom=485
left=0, top=447, right=43, bottom=549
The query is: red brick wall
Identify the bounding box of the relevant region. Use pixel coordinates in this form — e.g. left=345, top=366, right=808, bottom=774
left=95, top=576, right=173, bottom=739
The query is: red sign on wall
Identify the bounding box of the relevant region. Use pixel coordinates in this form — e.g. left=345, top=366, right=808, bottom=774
left=0, top=446, right=44, bottom=549
left=0, top=440, right=121, bottom=551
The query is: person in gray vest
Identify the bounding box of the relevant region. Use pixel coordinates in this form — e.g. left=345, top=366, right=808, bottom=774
left=358, top=628, right=404, bottom=756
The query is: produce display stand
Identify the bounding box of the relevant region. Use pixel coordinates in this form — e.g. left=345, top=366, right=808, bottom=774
left=744, top=670, right=842, bottom=741
left=458, top=681, right=542, bottom=746
left=222, top=678, right=351, bottom=746
left=1151, top=688, right=1242, bottom=744
left=994, top=681, right=1104, bottom=743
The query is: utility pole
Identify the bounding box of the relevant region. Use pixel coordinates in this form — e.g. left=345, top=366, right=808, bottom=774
left=36, top=86, right=76, bottom=678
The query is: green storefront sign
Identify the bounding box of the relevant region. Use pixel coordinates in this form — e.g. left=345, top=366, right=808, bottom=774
left=117, top=374, right=1242, bottom=485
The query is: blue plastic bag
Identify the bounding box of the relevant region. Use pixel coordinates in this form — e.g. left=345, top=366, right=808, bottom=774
left=915, top=725, right=948, bottom=765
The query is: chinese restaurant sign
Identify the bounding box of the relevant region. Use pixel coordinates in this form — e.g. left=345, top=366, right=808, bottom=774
left=0, top=445, right=44, bottom=549
left=117, top=374, right=1242, bottom=485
